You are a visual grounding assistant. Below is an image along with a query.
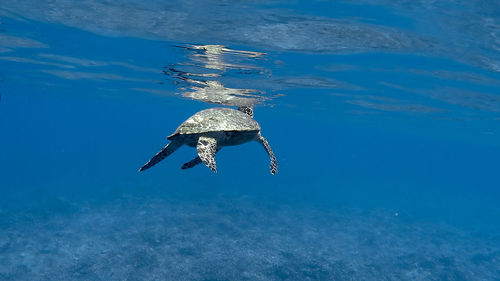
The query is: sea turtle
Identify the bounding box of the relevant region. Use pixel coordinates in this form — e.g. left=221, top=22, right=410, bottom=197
left=139, top=106, right=278, bottom=175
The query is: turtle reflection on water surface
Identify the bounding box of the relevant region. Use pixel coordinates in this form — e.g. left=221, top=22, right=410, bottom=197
left=139, top=106, right=278, bottom=175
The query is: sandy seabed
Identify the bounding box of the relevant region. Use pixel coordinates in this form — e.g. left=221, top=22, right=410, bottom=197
left=1, top=195, right=499, bottom=281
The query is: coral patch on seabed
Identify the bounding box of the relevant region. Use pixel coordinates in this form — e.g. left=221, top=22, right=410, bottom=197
left=0, top=196, right=498, bottom=281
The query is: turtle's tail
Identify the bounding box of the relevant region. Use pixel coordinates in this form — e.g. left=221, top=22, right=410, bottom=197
left=139, top=141, right=181, bottom=172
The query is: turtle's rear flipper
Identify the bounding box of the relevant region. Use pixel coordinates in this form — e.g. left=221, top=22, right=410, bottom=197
left=182, top=147, right=221, bottom=170
left=181, top=157, right=202, bottom=170
left=139, top=140, right=182, bottom=172
left=196, top=136, right=218, bottom=173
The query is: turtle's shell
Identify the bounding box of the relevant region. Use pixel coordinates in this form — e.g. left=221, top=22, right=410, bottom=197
left=168, top=108, right=260, bottom=139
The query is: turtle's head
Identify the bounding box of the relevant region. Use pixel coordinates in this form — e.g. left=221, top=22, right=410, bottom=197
left=237, top=106, right=254, bottom=118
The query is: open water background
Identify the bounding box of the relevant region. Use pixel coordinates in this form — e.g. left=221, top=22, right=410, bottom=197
left=1, top=1, right=500, bottom=280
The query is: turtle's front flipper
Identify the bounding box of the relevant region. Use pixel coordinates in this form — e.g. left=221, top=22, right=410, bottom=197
left=139, top=140, right=182, bottom=172
left=196, top=136, right=218, bottom=173
left=257, top=133, right=278, bottom=175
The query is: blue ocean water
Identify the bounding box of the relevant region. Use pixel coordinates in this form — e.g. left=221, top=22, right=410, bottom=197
left=1, top=1, right=500, bottom=280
